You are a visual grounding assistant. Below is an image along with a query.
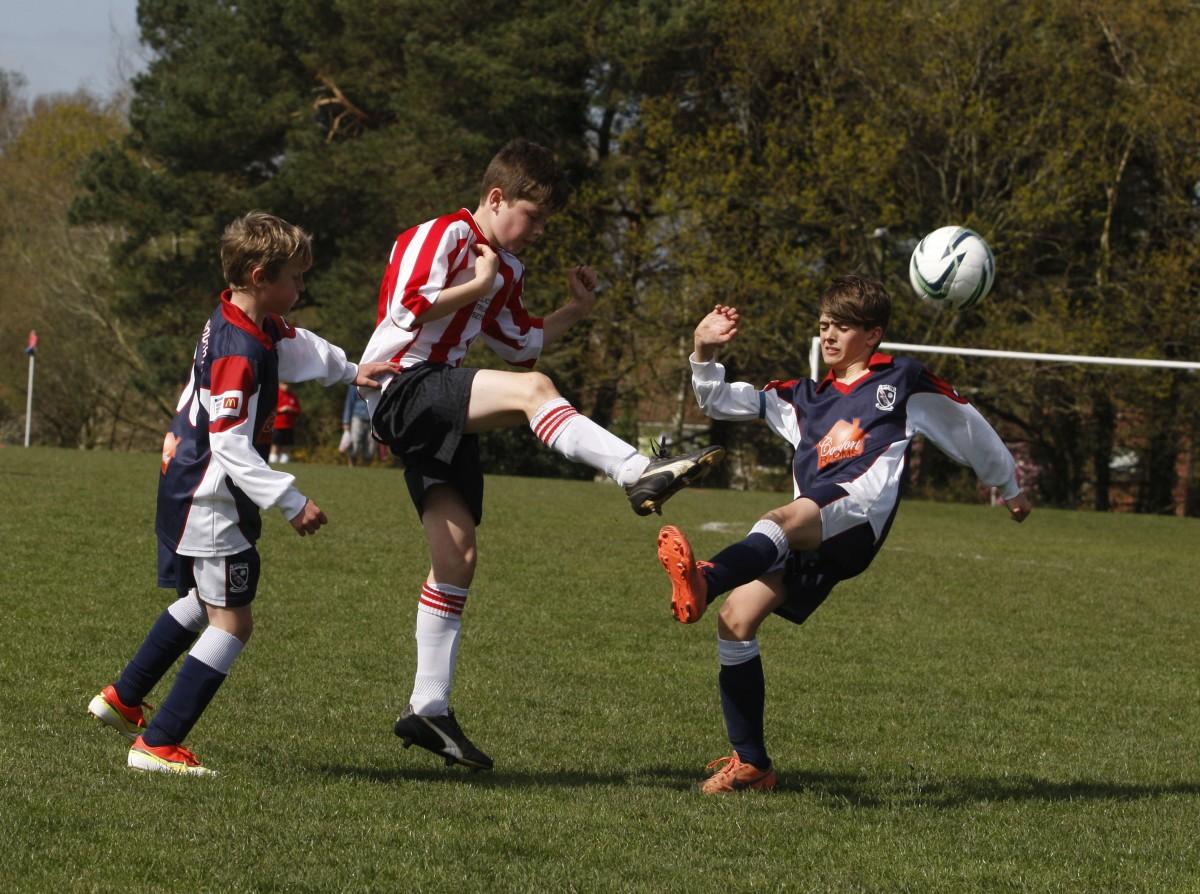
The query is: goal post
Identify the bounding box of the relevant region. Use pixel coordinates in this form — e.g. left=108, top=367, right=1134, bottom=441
left=807, top=337, right=1200, bottom=381
left=805, top=336, right=1199, bottom=514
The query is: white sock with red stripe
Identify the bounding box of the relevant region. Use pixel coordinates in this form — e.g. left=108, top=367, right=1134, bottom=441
left=409, top=581, right=468, bottom=716
left=529, top=398, right=649, bottom=486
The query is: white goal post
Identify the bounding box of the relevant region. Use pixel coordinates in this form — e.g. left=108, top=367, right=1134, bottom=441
left=807, top=337, right=1200, bottom=381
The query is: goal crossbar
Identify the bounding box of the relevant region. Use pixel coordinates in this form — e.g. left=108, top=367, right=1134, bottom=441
left=808, top=337, right=1200, bottom=381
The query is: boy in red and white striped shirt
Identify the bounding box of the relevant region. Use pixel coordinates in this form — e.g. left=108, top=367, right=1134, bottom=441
left=361, top=139, right=723, bottom=769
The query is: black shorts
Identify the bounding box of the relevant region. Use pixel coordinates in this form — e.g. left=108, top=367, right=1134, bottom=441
left=271, top=429, right=295, bottom=447
left=373, top=363, right=484, bottom=524
left=773, top=521, right=880, bottom=625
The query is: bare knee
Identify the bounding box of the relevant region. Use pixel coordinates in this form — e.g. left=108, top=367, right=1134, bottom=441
left=522, top=371, right=560, bottom=411
left=761, top=506, right=790, bottom=530
left=762, top=498, right=822, bottom=552
left=205, top=606, right=254, bottom=644
left=717, top=602, right=761, bottom=642
left=430, top=535, right=477, bottom=587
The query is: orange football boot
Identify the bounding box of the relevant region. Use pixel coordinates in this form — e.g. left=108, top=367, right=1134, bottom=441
left=87, top=684, right=149, bottom=740
left=700, top=753, right=777, bottom=794
left=657, top=525, right=710, bottom=623
left=127, top=736, right=214, bottom=776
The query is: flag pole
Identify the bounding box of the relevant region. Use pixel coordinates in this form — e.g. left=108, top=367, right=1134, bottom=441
left=24, top=330, right=37, bottom=448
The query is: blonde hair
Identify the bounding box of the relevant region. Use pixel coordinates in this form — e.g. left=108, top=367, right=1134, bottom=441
left=479, top=139, right=571, bottom=212
left=220, top=211, right=313, bottom=289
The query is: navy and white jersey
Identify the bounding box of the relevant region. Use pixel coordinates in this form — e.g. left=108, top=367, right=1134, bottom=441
left=691, top=352, right=1020, bottom=543
left=157, top=291, right=359, bottom=557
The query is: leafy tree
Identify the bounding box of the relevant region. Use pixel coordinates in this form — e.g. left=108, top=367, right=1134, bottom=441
left=65, top=0, right=1199, bottom=512
left=618, top=0, right=1200, bottom=509
left=0, top=84, right=141, bottom=447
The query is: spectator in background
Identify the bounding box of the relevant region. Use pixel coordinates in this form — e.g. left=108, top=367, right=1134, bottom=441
left=270, top=381, right=300, bottom=463
left=341, top=384, right=374, bottom=467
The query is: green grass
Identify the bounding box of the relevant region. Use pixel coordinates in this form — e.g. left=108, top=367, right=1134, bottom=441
left=2, top=447, right=1199, bottom=893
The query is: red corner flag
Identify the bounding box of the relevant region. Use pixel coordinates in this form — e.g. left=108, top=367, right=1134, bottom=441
left=25, top=330, right=37, bottom=356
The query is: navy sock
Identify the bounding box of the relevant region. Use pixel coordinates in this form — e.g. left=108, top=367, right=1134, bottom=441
left=703, top=533, right=781, bottom=603
left=114, top=609, right=200, bottom=707
left=141, top=655, right=227, bottom=747
left=719, top=655, right=769, bottom=769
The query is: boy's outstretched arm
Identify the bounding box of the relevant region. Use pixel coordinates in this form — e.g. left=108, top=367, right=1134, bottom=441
left=1005, top=492, right=1033, bottom=523
left=541, top=264, right=598, bottom=347
left=355, top=360, right=400, bottom=389
left=290, top=498, right=328, bottom=536
left=693, top=304, right=740, bottom=362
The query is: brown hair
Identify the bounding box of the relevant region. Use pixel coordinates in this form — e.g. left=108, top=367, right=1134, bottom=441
left=479, top=139, right=571, bottom=212
left=819, top=274, right=892, bottom=333
left=220, top=211, right=313, bottom=289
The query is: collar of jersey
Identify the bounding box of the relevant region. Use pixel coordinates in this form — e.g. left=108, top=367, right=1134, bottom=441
left=459, top=208, right=494, bottom=249
left=220, top=290, right=276, bottom=350
left=817, top=352, right=894, bottom=393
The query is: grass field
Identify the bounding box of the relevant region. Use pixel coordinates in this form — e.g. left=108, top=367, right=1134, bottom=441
left=2, top=447, right=1199, bottom=893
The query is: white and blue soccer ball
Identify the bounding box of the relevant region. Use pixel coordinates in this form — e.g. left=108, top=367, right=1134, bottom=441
left=908, top=226, right=995, bottom=311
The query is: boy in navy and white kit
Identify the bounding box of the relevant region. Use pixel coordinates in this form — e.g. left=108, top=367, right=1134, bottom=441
left=656, top=275, right=1033, bottom=794
left=87, top=211, right=396, bottom=775
left=359, top=139, right=723, bottom=770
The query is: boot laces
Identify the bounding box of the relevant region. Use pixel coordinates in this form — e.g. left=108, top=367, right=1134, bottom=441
left=705, top=754, right=743, bottom=779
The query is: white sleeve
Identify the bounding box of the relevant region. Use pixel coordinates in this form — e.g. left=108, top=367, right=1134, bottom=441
left=276, top=327, right=358, bottom=386
left=208, top=386, right=307, bottom=520
left=690, top=355, right=802, bottom=447
left=908, top=392, right=1021, bottom=499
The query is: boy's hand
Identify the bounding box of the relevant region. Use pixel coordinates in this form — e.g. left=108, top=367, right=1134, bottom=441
left=567, top=264, right=598, bottom=311
left=693, top=304, right=740, bottom=361
left=473, top=243, right=500, bottom=288
left=355, top=361, right=400, bottom=389
left=290, top=498, right=328, bottom=536
left=1005, top=492, right=1032, bottom=523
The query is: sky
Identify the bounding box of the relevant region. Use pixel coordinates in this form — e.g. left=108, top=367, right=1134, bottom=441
left=0, top=0, right=146, bottom=100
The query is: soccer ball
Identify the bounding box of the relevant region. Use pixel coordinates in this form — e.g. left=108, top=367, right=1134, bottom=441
left=908, top=226, right=995, bottom=310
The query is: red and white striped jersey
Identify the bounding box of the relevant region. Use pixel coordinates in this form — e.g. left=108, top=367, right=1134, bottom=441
left=358, top=208, right=544, bottom=417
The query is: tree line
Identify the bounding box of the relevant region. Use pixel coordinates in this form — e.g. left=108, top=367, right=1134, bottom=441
left=2, top=0, right=1197, bottom=514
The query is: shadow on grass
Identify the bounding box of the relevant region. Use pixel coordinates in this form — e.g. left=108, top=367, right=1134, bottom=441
left=318, top=761, right=1200, bottom=805
left=777, top=769, right=1200, bottom=807
left=317, top=763, right=703, bottom=790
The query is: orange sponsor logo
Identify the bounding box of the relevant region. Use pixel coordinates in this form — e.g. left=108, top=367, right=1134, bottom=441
left=161, top=432, right=182, bottom=475
left=223, top=396, right=240, bottom=410
left=816, top=417, right=867, bottom=469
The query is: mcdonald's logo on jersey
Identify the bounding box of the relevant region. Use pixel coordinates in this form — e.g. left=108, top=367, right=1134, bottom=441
left=211, top=389, right=245, bottom=420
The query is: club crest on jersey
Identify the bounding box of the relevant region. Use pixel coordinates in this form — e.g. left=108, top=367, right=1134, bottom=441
left=875, top=384, right=897, bottom=412
left=212, top=390, right=244, bottom=420
left=228, top=563, right=250, bottom=594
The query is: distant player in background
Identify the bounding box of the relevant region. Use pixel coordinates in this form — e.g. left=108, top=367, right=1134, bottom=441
left=87, top=211, right=397, bottom=775
left=656, top=275, right=1032, bottom=794
left=269, top=381, right=300, bottom=463
left=340, top=383, right=374, bottom=467
left=358, top=139, right=724, bottom=770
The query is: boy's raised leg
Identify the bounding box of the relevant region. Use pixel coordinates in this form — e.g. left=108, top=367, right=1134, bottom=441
left=467, top=368, right=724, bottom=514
